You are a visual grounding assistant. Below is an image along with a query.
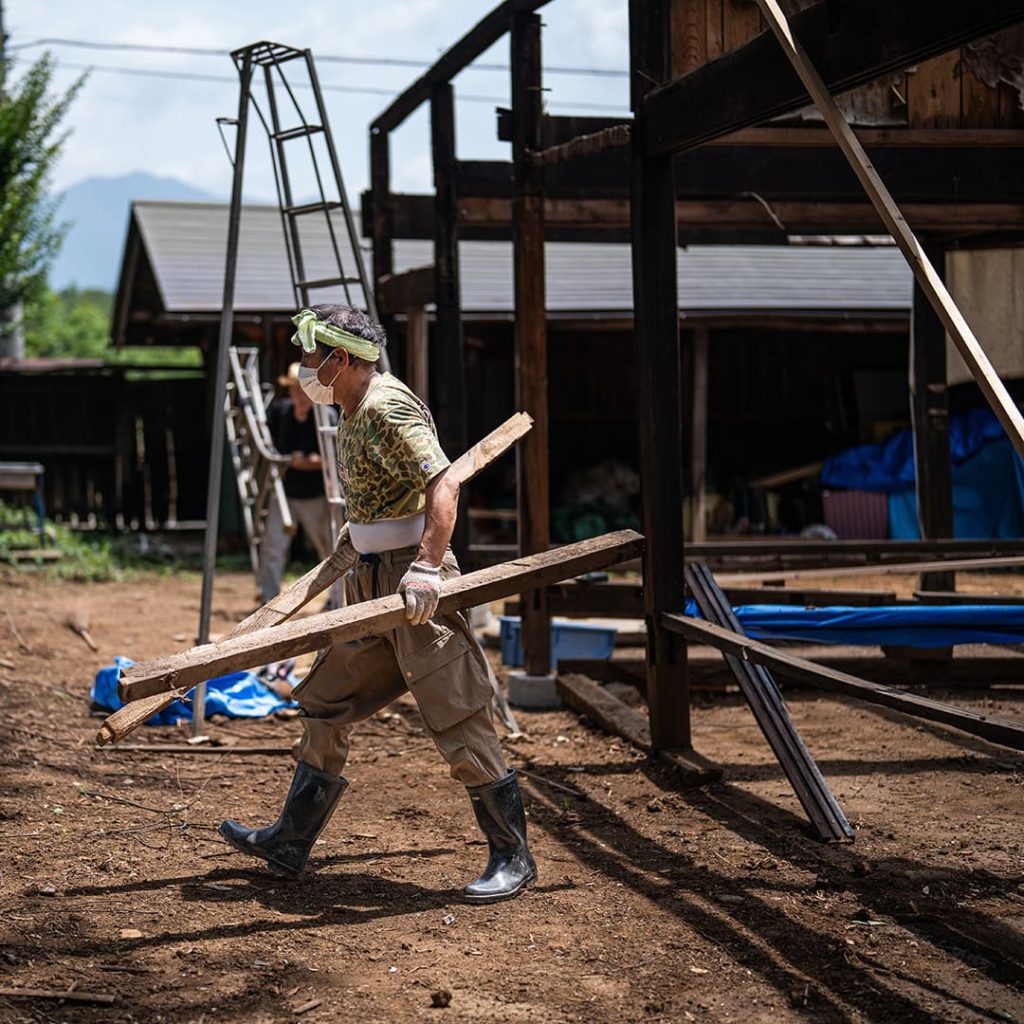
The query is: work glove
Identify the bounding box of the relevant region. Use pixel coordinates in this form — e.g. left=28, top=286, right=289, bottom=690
left=398, top=561, right=442, bottom=625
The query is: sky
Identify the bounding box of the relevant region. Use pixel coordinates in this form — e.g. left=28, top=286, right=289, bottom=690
left=5, top=0, right=631, bottom=203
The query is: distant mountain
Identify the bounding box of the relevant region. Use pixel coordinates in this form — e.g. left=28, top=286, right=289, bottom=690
left=51, top=173, right=220, bottom=291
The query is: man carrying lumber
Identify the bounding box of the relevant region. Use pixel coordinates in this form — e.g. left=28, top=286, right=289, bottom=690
left=219, top=304, right=536, bottom=902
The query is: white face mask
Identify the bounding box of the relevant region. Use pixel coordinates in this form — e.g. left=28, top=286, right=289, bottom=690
left=298, top=351, right=341, bottom=405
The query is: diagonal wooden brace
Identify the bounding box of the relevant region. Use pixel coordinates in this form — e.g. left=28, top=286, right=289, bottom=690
left=754, top=0, right=1024, bottom=461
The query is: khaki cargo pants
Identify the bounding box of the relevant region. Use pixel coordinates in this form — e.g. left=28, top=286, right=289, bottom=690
left=293, top=544, right=506, bottom=787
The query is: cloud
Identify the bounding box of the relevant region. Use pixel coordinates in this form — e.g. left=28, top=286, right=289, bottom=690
left=11, top=0, right=630, bottom=203
left=564, top=0, right=628, bottom=66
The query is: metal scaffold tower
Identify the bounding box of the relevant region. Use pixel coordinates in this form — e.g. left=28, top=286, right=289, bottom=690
left=195, top=40, right=389, bottom=735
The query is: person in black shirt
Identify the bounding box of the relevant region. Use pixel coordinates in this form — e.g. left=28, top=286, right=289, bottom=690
left=258, top=362, right=337, bottom=602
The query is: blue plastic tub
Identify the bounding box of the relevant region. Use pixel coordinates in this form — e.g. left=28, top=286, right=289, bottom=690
left=499, top=616, right=617, bottom=669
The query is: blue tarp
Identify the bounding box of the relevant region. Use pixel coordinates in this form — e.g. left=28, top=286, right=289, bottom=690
left=821, top=409, right=1024, bottom=539
left=888, top=437, right=1024, bottom=540
left=91, top=656, right=296, bottom=726
left=683, top=599, right=1024, bottom=648
left=732, top=603, right=1024, bottom=648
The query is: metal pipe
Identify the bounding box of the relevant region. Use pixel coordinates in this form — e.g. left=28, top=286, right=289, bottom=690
left=193, top=50, right=254, bottom=738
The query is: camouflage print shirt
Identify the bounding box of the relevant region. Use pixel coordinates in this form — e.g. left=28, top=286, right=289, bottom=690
left=336, top=373, right=451, bottom=524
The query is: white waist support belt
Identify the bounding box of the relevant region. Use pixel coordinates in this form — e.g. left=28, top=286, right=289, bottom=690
left=348, top=514, right=426, bottom=554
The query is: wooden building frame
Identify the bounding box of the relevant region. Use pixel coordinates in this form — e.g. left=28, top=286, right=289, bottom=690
left=366, top=1, right=1024, bottom=771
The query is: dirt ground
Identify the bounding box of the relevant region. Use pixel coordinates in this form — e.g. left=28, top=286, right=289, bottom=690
left=1, top=566, right=1023, bottom=1024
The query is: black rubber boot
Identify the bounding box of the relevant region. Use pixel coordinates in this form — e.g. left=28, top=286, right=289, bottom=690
left=463, top=769, right=537, bottom=903
left=218, top=761, right=347, bottom=878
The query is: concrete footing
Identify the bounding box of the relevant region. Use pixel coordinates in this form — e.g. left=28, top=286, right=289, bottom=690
left=507, top=671, right=561, bottom=710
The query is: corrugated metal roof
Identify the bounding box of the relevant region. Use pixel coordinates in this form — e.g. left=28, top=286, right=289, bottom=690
left=131, top=200, right=912, bottom=316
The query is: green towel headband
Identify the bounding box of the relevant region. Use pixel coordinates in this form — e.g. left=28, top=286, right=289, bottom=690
left=290, top=309, right=382, bottom=362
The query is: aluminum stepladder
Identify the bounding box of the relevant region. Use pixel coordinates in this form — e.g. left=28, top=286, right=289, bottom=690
left=224, top=345, right=293, bottom=579
left=228, top=41, right=391, bottom=602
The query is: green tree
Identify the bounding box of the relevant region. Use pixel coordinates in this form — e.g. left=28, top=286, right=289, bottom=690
left=23, top=286, right=111, bottom=358
left=0, top=52, right=85, bottom=356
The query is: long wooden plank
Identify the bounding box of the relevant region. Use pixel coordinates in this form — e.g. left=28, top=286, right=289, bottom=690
left=720, top=556, right=1024, bottom=585
left=116, top=531, right=644, bottom=704
left=723, top=587, right=901, bottom=607
left=912, top=591, right=1024, bottom=606
left=642, top=0, right=1024, bottom=157
left=688, top=539, right=1024, bottom=559
left=663, top=614, right=1024, bottom=752
left=97, top=413, right=535, bottom=746
left=754, top=0, right=1024, bottom=462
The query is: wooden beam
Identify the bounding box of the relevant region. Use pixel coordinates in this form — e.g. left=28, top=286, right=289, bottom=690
left=117, top=531, right=644, bottom=703
left=496, top=109, right=626, bottom=146
left=534, top=123, right=631, bottom=167
left=499, top=114, right=1024, bottom=150
left=431, top=82, right=469, bottom=563
left=709, top=127, right=1024, bottom=148
left=663, top=614, right=1024, bottom=751
left=720, top=555, right=1024, bottom=584
left=512, top=11, right=551, bottom=676
left=461, top=197, right=1024, bottom=232
left=643, top=0, right=1024, bottom=157
left=911, top=240, right=954, bottom=593
left=631, top=0, right=691, bottom=751
left=912, top=591, right=1024, bottom=606
left=567, top=653, right=1024, bottom=691
left=370, top=0, right=553, bottom=134
left=369, top=129, right=394, bottom=336
left=375, top=266, right=435, bottom=315
left=689, top=326, right=709, bottom=543
left=722, top=587, right=901, bottom=607
left=556, top=673, right=720, bottom=785
left=462, top=146, right=1024, bottom=205
left=687, top=538, right=1024, bottom=559
left=503, top=580, right=645, bottom=619
left=754, top=0, right=1024, bottom=462
left=380, top=192, right=1024, bottom=240
left=685, top=652, right=1024, bottom=690
left=405, top=307, right=429, bottom=401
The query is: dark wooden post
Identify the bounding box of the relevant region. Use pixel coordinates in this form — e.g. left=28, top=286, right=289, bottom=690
left=911, top=241, right=955, bottom=593
left=630, top=0, right=691, bottom=749
left=511, top=11, right=551, bottom=675
left=690, top=326, right=709, bottom=543
left=369, top=128, right=396, bottom=343
left=431, top=82, right=470, bottom=562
